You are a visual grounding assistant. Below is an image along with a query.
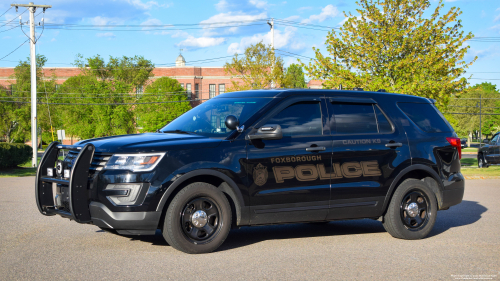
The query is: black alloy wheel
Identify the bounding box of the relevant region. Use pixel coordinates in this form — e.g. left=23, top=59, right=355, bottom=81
left=382, top=179, right=437, bottom=240
left=181, top=197, right=221, bottom=243
left=163, top=182, right=232, bottom=254
left=399, top=190, right=430, bottom=230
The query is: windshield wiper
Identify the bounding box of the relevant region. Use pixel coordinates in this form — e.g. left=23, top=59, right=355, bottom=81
left=160, top=130, right=196, bottom=135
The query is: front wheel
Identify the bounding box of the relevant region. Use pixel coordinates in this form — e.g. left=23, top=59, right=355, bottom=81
left=162, top=182, right=232, bottom=254
left=382, top=179, right=437, bottom=240
left=478, top=154, right=488, bottom=168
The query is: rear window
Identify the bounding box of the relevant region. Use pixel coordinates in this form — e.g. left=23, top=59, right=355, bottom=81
left=330, top=103, right=393, bottom=134
left=398, top=102, right=452, bottom=133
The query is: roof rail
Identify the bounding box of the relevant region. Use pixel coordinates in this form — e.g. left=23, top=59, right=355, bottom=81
left=377, top=89, right=386, bottom=92
left=353, top=88, right=364, bottom=91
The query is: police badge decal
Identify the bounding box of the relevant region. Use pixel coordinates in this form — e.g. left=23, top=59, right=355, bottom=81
left=253, top=163, right=268, bottom=186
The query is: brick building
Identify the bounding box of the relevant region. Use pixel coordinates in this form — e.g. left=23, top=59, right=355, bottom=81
left=0, top=54, right=234, bottom=102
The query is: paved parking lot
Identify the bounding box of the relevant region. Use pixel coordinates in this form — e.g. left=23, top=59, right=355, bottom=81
left=0, top=177, right=499, bottom=280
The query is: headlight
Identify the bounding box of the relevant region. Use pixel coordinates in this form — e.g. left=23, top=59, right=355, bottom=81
left=104, top=153, right=165, bottom=172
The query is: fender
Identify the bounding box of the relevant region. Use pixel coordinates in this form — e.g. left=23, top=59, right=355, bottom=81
left=382, top=164, right=444, bottom=212
left=156, top=169, right=249, bottom=226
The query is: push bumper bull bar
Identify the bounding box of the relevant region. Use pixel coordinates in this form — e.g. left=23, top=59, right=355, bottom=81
left=35, top=141, right=95, bottom=223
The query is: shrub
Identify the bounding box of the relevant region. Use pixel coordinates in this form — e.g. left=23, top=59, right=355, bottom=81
left=0, top=143, right=33, bottom=168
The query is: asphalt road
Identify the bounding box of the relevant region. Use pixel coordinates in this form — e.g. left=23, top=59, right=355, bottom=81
left=0, top=178, right=499, bottom=280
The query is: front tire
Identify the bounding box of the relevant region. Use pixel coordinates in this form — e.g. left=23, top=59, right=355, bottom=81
left=382, top=179, right=437, bottom=240
left=162, top=182, right=232, bottom=254
left=478, top=154, right=487, bottom=168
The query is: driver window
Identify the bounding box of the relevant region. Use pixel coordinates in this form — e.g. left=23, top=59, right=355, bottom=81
left=266, top=101, right=323, bottom=137
left=491, top=134, right=499, bottom=144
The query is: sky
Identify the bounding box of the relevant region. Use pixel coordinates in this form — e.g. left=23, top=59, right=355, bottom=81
left=0, top=0, right=499, bottom=86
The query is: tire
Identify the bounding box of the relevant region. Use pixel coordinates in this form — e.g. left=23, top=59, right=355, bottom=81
left=382, top=179, right=437, bottom=240
left=162, top=182, right=232, bottom=254
left=478, top=154, right=487, bottom=168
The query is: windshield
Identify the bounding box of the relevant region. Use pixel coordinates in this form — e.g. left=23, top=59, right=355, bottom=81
left=160, top=98, right=272, bottom=137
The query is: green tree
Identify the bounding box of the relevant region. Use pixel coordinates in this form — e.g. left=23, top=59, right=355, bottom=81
left=73, top=54, right=154, bottom=87
left=285, top=64, right=307, bottom=88
left=1, top=55, right=56, bottom=144
left=224, top=42, right=288, bottom=91
left=56, top=75, right=135, bottom=140
left=449, top=82, right=500, bottom=142
left=302, top=0, right=476, bottom=108
left=135, top=77, right=192, bottom=132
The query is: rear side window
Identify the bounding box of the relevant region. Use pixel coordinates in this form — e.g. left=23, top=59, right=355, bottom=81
left=398, top=103, right=452, bottom=133
left=331, top=103, right=393, bottom=134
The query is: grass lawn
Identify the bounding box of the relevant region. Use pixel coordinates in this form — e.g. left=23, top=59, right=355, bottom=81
left=462, top=148, right=478, bottom=152
left=460, top=158, right=500, bottom=178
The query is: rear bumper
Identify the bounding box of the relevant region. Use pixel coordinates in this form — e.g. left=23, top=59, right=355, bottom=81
left=441, top=174, right=465, bottom=210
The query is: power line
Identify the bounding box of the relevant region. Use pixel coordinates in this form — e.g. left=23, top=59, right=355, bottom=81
left=0, top=7, right=27, bottom=28
left=0, top=6, right=13, bottom=19
left=0, top=39, right=29, bottom=61
left=0, top=23, right=20, bottom=33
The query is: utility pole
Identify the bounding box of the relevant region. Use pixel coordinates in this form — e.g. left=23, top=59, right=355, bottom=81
left=11, top=2, right=51, bottom=167
left=267, top=18, right=274, bottom=88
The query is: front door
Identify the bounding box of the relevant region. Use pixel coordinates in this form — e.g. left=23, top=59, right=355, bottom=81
left=488, top=134, right=499, bottom=163
left=245, top=96, right=333, bottom=224
left=325, top=97, right=409, bottom=220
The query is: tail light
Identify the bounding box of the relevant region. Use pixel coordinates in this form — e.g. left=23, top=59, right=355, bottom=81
left=446, top=137, right=462, bottom=159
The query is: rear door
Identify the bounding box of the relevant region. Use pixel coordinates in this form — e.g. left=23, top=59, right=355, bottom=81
left=325, top=97, right=409, bottom=220
left=245, top=95, right=333, bottom=224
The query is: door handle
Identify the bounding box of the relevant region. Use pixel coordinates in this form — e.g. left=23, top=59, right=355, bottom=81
left=306, top=147, right=326, bottom=152
left=385, top=142, right=402, bottom=148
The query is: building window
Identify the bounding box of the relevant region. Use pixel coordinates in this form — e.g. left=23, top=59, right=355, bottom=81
left=136, top=85, right=144, bottom=95
left=209, top=84, right=216, bottom=99
left=195, top=83, right=199, bottom=99
left=186, top=84, right=192, bottom=100
left=55, top=84, right=60, bottom=91
left=180, top=83, right=184, bottom=88
left=218, top=84, right=225, bottom=95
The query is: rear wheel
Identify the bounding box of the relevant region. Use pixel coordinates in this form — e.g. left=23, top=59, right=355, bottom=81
left=382, top=179, right=437, bottom=240
left=162, top=182, right=231, bottom=254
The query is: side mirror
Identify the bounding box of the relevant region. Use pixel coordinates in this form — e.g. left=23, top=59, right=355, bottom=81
left=246, top=124, right=283, bottom=140
left=225, top=115, right=239, bottom=131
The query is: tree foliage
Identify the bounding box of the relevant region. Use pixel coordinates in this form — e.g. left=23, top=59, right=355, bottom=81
left=224, top=42, right=288, bottom=91
left=136, top=77, right=192, bottom=133
left=55, top=75, right=135, bottom=140
left=303, top=0, right=476, bottom=108
left=73, top=54, right=154, bottom=87
left=0, top=55, right=57, bottom=144
left=285, top=64, right=307, bottom=88
left=449, top=82, right=500, bottom=139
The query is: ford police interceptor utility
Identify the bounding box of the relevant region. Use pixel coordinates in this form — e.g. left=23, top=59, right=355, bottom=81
left=36, top=89, right=464, bottom=254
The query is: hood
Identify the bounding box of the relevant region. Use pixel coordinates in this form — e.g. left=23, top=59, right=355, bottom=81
left=75, top=133, right=222, bottom=153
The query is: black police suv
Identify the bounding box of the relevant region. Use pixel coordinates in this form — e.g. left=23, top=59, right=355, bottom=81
left=478, top=132, right=499, bottom=168
left=36, top=89, right=464, bottom=254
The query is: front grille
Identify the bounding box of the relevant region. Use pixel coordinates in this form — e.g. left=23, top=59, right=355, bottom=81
left=64, top=150, right=112, bottom=178
left=89, top=152, right=111, bottom=177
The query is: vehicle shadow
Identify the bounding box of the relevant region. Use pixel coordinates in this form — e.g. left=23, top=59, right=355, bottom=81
left=428, top=200, right=487, bottom=237
left=111, top=200, right=486, bottom=250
